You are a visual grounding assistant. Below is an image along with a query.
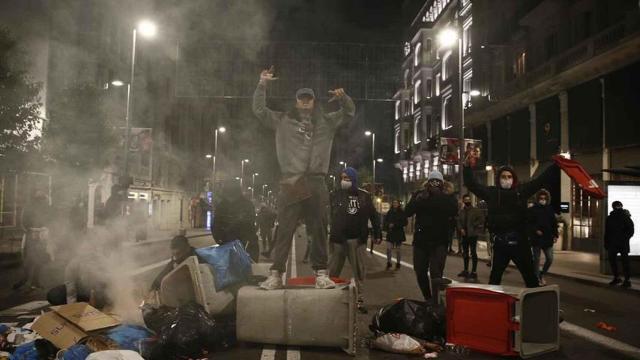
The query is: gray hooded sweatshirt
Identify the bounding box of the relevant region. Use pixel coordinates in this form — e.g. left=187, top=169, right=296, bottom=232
left=252, top=82, right=355, bottom=183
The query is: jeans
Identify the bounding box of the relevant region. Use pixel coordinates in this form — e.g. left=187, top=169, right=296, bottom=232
left=329, top=239, right=366, bottom=301
left=386, top=242, right=402, bottom=264
left=461, top=236, right=478, bottom=273
left=608, top=249, right=631, bottom=281
left=413, top=244, right=448, bottom=302
left=270, top=178, right=329, bottom=273
left=532, top=245, right=554, bottom=279
left=490, top=233, right=539, bottom=288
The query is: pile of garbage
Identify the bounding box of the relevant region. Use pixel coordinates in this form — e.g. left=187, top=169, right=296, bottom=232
left=368, top=299, right=458, bottom=358
left=1, top=240, right=253, bottom=360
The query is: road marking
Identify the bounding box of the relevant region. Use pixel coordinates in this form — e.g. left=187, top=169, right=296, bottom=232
left=372, top=249, right=414, bottom=269
left=260, top=345, right=276, bottom=360
left=561, top=321, right=640, bottom=358
left=287, top=346, right=302, bottom=360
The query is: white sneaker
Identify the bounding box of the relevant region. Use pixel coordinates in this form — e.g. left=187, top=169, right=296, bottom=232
left=259, top=270, right=284, bottom=290
left=539, top=277, right=547, bottom=286
left=315, top=269, right=336, bottom=289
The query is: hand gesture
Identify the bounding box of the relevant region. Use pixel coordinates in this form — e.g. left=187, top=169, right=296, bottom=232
left=328, top=88, right=346, bottom=102
left=260, top=66, right=278, bottom=83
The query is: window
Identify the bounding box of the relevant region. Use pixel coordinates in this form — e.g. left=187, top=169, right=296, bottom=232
left=414, top=115, right=423, bottom=144
left=544, top=33, right=558, bottom=59
left=426, top=114, right=433, bottom=137
left=414, top=42, right=422, bottom=67
left=414, top=80, right=422, bottom=104
left=463, top=72, right=472, bottom=108
left=442, top=94, right=453, bottom=129
left=394, top=129, right=401, bottom=154
left=442, top=51, right=453, bottom=80
left=463, top=20, right=472, bottom=56
left=435, top=73, right=440, bottom=95
left=425, top=38, right=432, bottom=61
left=395, top=100, right=400, bottom=120
left=426, top=79, right=432, bottom=98
left=513, top=51, right=526, bottom=77
left=404, top=69, right=410, bottom=89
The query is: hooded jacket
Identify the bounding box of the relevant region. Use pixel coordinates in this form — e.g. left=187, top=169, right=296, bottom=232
left=330, top=168, right=381, bottom=244
left=384, top=206, right=408, bottom=244
left=464, top=163, right=559, bottom=237
left=527, top=190, right=559, bottom=248
left=253, top=83, right=355, bottom=181
left=604, top=208, right=635, bottom=253
left=405, top=187, right=458, bottom=247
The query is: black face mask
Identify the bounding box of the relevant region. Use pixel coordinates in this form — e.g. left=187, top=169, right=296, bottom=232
left=463, top=202, right=472, bottom=207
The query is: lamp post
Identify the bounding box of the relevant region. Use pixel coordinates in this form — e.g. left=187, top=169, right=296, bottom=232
left=339, top=161, right=347, bottom=170
left=365, top=131, right=376, bottom=184
left=121, top=20, right=157, bottom=186
left=212, top=126, right=226, bottom=190
left=251, top=173, right=259, bottom=200
left=240, top=159, right=249, bottom=189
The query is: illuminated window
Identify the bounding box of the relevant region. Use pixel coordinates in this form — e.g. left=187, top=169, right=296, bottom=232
left=395, top=100, right=400, bottom=120
left=426, top=79, right=432, bottom=98
left=414, top=115, right=423, bottom=144
left=414, top=42, right=422, bottom=66
left=463, top=20, right=472, bottom=56
left=414, top=80, right=422, bottom=104
left=394, top=129, right=401, bottom=154
left=514, top=51, right=526, bottom=77
left=442, top=94, right=453, bottom=129
left=435, top=73, right=440, bottom=95
left=442, top=51, right=452, bottom=80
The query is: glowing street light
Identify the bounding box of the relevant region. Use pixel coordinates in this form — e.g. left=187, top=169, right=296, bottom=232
left=469, top=89, right=481, bottom=97
left=137, top=20, right=157, bottom=38
left=205, top=154, right=212, bottom=159
left=365, top=131, right=376, bottom=184
left=376, top=158, right=384, bottom=163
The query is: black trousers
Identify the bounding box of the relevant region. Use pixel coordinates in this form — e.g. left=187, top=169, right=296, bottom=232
left=489, top=235, right=539, bottom=288
left=461, top=236, right=478, bottom=272
left=608, top=249, right=631, bottom=280
left=413, top=244, right=448, bottom=302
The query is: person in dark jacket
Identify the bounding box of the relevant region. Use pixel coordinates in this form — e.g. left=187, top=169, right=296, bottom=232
left=383, top=199, right=407, bottom=270
left=329, top=167, right=382, bottom=313
left=457, top=194, right=485, bottom=280
left=150, top=235, right=203, bottom=291
left=405, top=170, right=458, bottom=303
left=464, top=158, right=559, bottom=288
left=605, top=201, right=634, bottom=288
left=213, top=180, right=259, bottom=262
left=256, top=204, right=277, bottom=256
left=527, top=189, right=558, bottom=286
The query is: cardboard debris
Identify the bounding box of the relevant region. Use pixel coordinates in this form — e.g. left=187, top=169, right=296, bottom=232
left=32, top=302, right=121, bottom=349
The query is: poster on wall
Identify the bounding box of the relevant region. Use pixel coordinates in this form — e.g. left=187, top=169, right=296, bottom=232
left=439, top=138, right=484, bottom=167
left=607, top=183, right=640, bottom=256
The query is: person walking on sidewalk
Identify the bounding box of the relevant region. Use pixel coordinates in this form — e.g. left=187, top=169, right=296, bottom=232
left=527, top=189, right=558, bottom=286
left=605, top=201, right=634, bottom=288
left=457, top=194, right=485, bottom=281
left=464, top=156, right=559, bottom=288
left=253, top=66, right=355, bottom=290
left=329, top=168, right=382, bottom=313
left=383, top=199, right=407, bottom=270
left=405, top=170, right=458, bottom=303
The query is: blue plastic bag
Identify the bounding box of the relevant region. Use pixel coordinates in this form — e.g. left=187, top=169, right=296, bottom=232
left=195, top=240, right=252, bottom=291
left=106, top=324, right=154, bottom=352
left=62, top=344, right=92, bottom=360
left=9, top=341, right=38, bottom=360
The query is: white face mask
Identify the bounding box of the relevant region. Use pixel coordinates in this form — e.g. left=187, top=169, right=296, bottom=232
left=500, top=178, right=513, bottom=189
left=341, top=180, right=352, bottom=190
left=539, top=200, right=548, bottom=206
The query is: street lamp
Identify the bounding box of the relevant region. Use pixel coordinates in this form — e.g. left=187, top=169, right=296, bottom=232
left=212, top=126, right=226, bottom=190
left=262, top=184, right=268, bottom=197
left=112, top=19, right=157, bottom=192
left=365, top=131, right=376, bottom=184
left=240, top=159, right=250, bottom=189
left=438, top=25, right=464, bottom=196
left=205, top=154, right=212, bottom=159
left=339, top=161, right=347, bottom=169
left=376, top=158, right=384, bottom=163
left=251, top=173, right=259, bottom=199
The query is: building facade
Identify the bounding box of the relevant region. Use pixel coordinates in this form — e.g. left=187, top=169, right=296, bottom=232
left=397, top=0, right=640, bottom=254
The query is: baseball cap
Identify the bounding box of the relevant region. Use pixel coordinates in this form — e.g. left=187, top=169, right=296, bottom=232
left=296, top=88, right=315, bottom=99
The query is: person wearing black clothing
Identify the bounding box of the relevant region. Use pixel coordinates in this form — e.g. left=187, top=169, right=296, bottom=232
left=405, top=170, right=458, bottom=303
left=383, top=199, right=407, bottom=270
left=464, top=159, right=559, bottom=288
left=257, top=204, right=277, bottom=256
left=329, top=167, right=382, bottom=313
left=457, top=194, right=485, bottom=280
left=527, top=189, right=559, bottom=286
left=605, top=201, right=635, bottom=288
left=151, top=235, right=202, bottom=291
left=212, top=180, right=259, bottom=262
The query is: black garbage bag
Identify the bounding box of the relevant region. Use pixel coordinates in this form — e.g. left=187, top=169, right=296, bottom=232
left=142, top=305, right=177, bottom=333
left=370, top=299, right=446, bottom=342
left=147, top=302, right=236, bottom=359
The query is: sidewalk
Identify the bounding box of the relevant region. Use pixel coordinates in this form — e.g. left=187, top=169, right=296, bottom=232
left=403, top=233, right=640, bottom=293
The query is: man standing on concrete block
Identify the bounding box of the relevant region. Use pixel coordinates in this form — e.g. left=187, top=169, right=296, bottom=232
left=253, top=66, right=355, bottom=290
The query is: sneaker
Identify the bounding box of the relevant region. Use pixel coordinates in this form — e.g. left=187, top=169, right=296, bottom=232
left=539, top=277, right=547, bottom=286
left=395, top=263, right=401, bottom=270
left=469, top=272, right=478, bottom=280
left=622, top=280, right=632, bottom=288
left=259, top=270, right=284, bottom=290
left=386, top=262, right=392, bottom=270
left=457, top=270, right=469, bottom=278
left=315, top=269, right=336, bottom=289
left=609, top=278, right=622, bottom=286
